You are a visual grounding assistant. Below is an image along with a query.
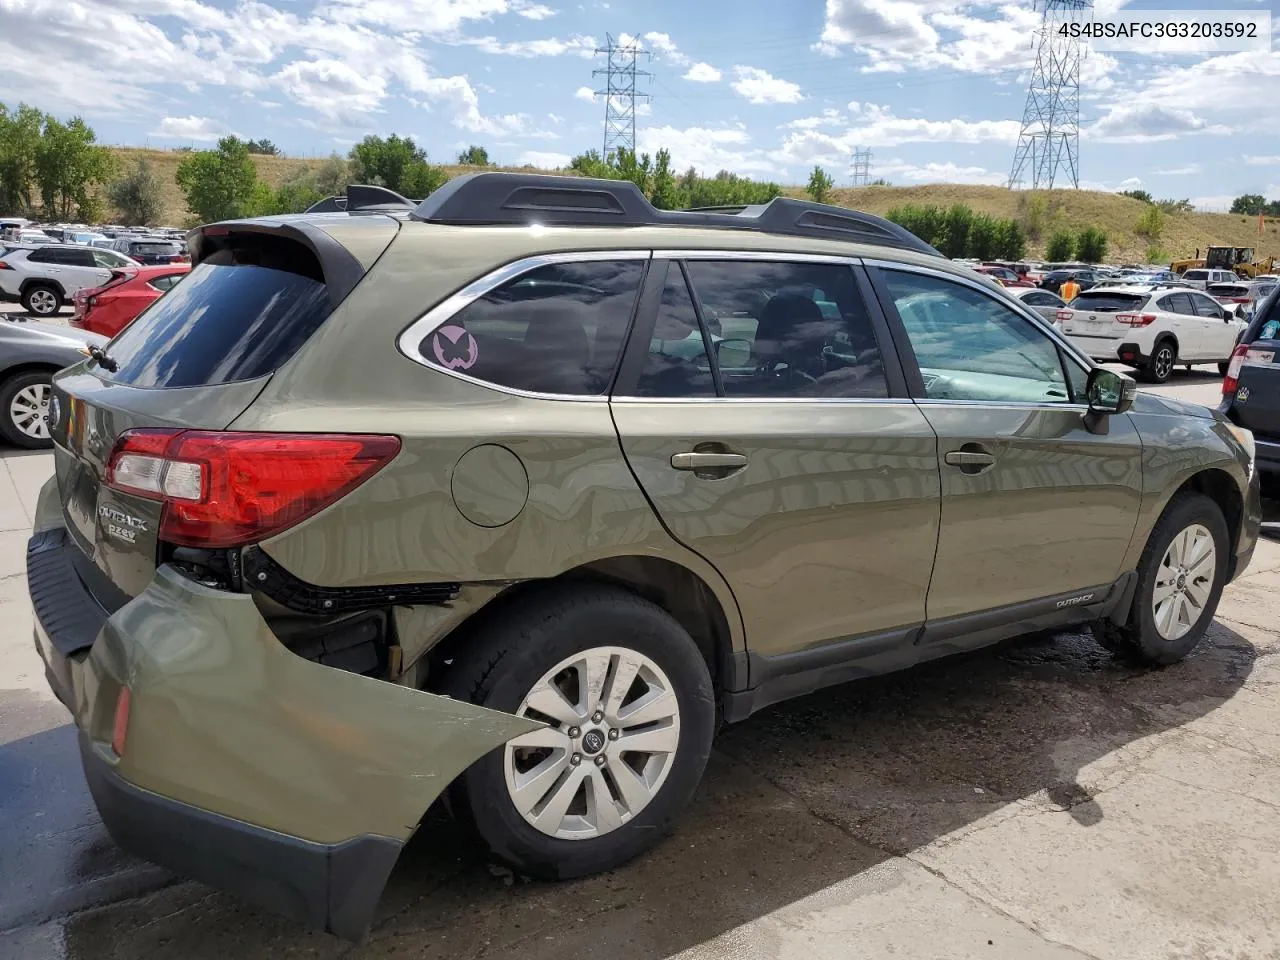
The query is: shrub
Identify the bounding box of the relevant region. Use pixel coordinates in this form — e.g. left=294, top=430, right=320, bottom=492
left=1135, top=205, right=1165, bottom=240
left=1045, top=229, right=1075, bottom=262
left=806, top=165, right=834, bottom=203
left=1075, top=226, right=1108, bottom=263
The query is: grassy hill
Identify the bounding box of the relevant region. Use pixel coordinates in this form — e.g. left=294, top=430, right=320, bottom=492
left=108, top=147, right=1280, bottom=266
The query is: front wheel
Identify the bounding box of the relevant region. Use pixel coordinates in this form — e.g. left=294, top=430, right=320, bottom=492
left=21, top=284, right=62, bottom=317
left=1142, top=341, right=1177, bottom=384
left=1093, top=492, right=1228, bottom=664
left=442, top=584, right=715, bottom=879
left=0, top=370, right=55, bottom=449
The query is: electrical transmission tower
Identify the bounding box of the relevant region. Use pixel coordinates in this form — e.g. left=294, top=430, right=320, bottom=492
left=1008, top=0, right=1092, bottom=190
left=851, top=148, right=873, bottom=186
left=593, top=34, right=651, bottom=159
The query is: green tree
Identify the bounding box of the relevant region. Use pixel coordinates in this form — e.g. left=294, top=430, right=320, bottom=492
left=456, top=144, right=491, bottom=165
left=107, top=157, right=163, bottom=226
left=649, top=148, right=679, bottom=209
left=175, top=135, right=262, bottom=223
left=1018, top=191, right=1050, bottom=241
left=1121, top=189, right=1153, bottom=204
left=1156, top=198, right=1193, bottom=214
left=34, top=116, right=114, bottom=220
left=806, top=165, right=834, bottom=203
left=312, top=153, right=351, bottom=196
left=245, top=138, right=279, bottom=155
left=993, top=218, right=1027, bottom=260
left=0, top=102, right=45, bottom=215
left=1230, top=194, right=1266, bottom=215
left=868, top=178, right=891, bottom=186
left=349, top=134, right=443, bottom=198
left=1075, top=226, right=1108, bottom=263
left=1045, top=229, right=1076, bottom=262
left=939, top=204, right=974, bottom=259
left=1135, top=204, right=1165, bottom=241
left=269, top=179, right=325, bottom=214
left=967, top=214, right=999, bottom=261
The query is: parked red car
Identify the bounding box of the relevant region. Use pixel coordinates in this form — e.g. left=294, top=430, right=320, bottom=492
left=70, top=264, right=190, bottom=338
left=975, top=264, right=1034, bottom=288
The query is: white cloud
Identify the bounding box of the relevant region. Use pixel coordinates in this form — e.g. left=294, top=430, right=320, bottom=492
left=1245, top=156, right=1280, bottom=166
left=637, top=123, right=776, bottom=176
left=816, top=0, right=949, bottom=58
left=731, top=66, right=803, bottom=105
left=274, top=59, right=388, bottom=119
left=783, top=109, right=845, bottom=130
left=1088, top=103, right=1223, bottom=143
left=1118, top=176, right=1144, bottom=189
left=1190, top=194, right=1237, bottom=213
left=463, top=34, right=597, bottom=57
left=575, top=85, right=597, bottom=103
left=151, top=115, right=235, bottom=141
left=315, top=0, right=514, bottom=34
left=875, top=159, right=1007, bottom=186
left=643, top=31, right=688, bottom=65
left=516, top=150, right=572, bottom=168
left=683, top=62, right=721, bottom=83
left=548, top=113, right=565, bottom=124
left=514, top=1, right=557, bottom=19
left=1154, top=163, right=1202, bottom=176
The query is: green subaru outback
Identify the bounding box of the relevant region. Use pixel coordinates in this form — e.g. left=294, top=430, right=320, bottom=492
left=29, top=174, right=1261, bottom=939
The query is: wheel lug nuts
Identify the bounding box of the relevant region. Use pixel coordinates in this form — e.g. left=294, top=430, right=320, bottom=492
left=568, top=727, right=580, bottom=738
left=608, top=729, right=619, bottom=740
left=591, top=711, right=603, bottom=723
left=570, top=753, right=581, bottom=765
left=594, top=756, right=606, bottom=767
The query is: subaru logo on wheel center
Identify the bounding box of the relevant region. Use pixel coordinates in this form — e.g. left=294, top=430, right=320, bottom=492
left=581, top=729, right=606, bottom=755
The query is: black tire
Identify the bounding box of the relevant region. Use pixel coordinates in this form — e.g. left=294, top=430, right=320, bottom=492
left=0, top=369, right=55, bottom=449
left=441, top=583, right=715, bottom=879
left=1141, top=339, right=1177, bottom=384
left=1092, top=492, right=1229, bottom=665
left=20, top=283, right=62, bottom=317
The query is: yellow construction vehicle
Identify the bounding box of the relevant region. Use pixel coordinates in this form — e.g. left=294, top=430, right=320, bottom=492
left=1171, top=246, right=1274, bottom=278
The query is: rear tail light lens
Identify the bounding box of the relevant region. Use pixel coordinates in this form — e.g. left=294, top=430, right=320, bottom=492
left=1223, top=344, right=1249, bottom=395
left=112, top=686, right=131, bottom=757
left=105, top=430, right=401, bottom=548
left=1117, top=313, right=1157, bottom=326
left=0, top=261, right=11, bottom=270
left=1055, top=310, right=1072, bottom=322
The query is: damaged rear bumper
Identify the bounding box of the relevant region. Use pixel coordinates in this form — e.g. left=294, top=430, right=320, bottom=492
left=28, top=478, right=537, bottom=940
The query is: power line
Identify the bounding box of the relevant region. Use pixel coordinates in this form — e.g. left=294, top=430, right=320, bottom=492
left=851, top=148, right=873, bottom=185
left=593, top=33, right=652, bottom=158
left=1009, top=0, right=1091, bottom=190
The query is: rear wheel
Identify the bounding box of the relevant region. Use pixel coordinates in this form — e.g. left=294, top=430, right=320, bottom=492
left=21, top=284, right=61, bottom=317
left=441, top=584, right=715, bottom=879
left=1142, top=340, right=1176, bottom=383
left=1093, top=492, right=1228, bottom=664
left=0, top=370, right=54, bottom=448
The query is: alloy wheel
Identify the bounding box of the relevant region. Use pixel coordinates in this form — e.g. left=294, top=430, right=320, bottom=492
left=504, top=646, right=681, bottom=840
left=8, top=382, right=51, bottom=440
left=1152, top=522, right=1216, bottom=641
left=27, top=289, right=58, bottom=315
left=1154, top=347, right=1174, bottom=380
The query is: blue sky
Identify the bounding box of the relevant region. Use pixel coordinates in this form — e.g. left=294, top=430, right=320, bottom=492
left=0, top=0, right=1276, bottom=210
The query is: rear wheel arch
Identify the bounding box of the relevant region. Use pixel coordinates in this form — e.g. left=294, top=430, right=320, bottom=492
left=19, top=277, right=65, bottom=298
left=425, top=556, right=739, bottom=698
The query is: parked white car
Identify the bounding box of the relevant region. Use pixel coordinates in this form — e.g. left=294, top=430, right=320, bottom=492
left=1180, top=268, right=1238, bottom=291
left=1007, top=286, right=1066, bottom=321
left=1055, top=284, right=1246, bottom=383
left=0, top=244, right=139, bottom=317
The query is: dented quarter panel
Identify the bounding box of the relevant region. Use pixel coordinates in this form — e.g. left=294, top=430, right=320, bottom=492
left=84, top=565, right=538, bottom=844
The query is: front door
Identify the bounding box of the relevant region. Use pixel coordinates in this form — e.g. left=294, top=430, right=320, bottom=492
left=1188, top=289, right=1243, bottom=360
left=870, top=264, right=1144, bottom=629
left=611, top=256, right=941, bottom=662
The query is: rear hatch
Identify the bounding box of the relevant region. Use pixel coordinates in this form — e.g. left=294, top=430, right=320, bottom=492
left=51, top=220, right=394, bottom=608
left=1226, top=289, right=1280, bottom=440
left=128, top=240, right=186, bottom=265
left=1056, top=290, right=1150, bottom=340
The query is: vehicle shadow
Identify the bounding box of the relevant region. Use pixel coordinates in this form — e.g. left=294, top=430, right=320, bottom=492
left=57, top=620, right=1256, bottom=960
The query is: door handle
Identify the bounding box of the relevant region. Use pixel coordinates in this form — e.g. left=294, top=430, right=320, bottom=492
left=671, top=452, right=749, bottom=471
left=944, top=450, right=996, bottom=469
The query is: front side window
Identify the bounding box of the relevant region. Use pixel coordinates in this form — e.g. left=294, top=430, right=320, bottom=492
left=882, top=269, right=1074, bottom=404
left=1189, top=293, right=1224, bottom=318
left=421, top=260, right=645, bottom=396
left=681, top=260, right=888, bottom=398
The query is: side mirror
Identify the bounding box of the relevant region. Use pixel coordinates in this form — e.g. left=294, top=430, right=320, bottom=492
left=714, top=338, right=752, bottom=369
left=1084, top=368, right=1135, bottom=433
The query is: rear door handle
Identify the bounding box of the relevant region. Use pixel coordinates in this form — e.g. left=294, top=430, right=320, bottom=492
left=944, top=450, right=996, bottom=468
left=671, top=452, right=749, bottom=470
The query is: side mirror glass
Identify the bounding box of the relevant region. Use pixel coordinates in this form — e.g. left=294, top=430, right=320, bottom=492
left=715, top=338, right=752, bottom=369
left=1086, top=367, right=1135, bottom=415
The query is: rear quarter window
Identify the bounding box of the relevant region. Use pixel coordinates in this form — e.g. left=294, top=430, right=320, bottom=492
left=98, top=239, right=332, bottom=389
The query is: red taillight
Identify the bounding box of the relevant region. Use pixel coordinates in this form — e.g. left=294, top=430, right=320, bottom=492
left=105, top=430, right=401, bottom=548
left=1223, top=344, right=1249, bottom=395
left=0, top=261, right=11, bottom=270
left=112, top=686, right=131, bottom=756
left=1055, top=310, right=1072, bottom=322
left=1117, top=313, right=1157, bottom=326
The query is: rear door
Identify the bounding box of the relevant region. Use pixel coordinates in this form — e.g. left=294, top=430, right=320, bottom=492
left=50, top=227, right=382, bottom=607
left=611, top=254, right=941, bottom=663
left=1155, top=292, right=1201, bottom=357
left=1229, top=291, right=1280, bottom=441
left=56, top=245, right=110, bottom=295
left=868, top=262, right=1143, bottom=635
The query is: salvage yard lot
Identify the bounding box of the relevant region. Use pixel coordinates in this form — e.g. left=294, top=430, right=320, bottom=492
left=2, top=315, right=1279, bottom=959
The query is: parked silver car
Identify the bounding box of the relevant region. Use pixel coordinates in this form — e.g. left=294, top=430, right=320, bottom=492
left=1008, top=285, right=1066, bottom=321
left=0, top=320, right=106, bottom=447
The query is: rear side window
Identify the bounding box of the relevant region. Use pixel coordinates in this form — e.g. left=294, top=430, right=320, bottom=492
left=99, top=240, right=332, bottom=389
left=131, top=242, right=180, bottom=255
left=1068, top=291, right=1146, bottom=312
left=421, top=260, right=645, bottom=396
left=1157, top=293, right=1195, bottom=315
left=635, top=267, right=716, bottom=398
left=1184, top=270, right=1209, bottom=281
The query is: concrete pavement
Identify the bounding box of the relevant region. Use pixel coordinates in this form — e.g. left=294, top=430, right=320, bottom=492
left=3, top=365, right=1280, bottom=959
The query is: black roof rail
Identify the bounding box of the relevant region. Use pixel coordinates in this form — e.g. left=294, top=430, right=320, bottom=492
left=303, top=184, right=419, bottom=215
left=410, top=172, right=941, bottom=257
